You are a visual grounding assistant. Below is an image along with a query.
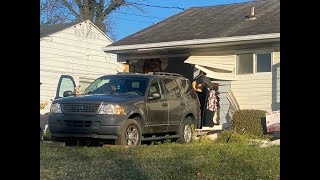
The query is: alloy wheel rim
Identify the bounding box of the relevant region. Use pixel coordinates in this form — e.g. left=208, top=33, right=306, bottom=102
left=184, top=124, right=192, bottom=142
left=125, top=126, right=139, bottom=146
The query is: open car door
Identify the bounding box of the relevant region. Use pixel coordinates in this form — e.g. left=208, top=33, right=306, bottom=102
left=54, top=75, right=76, bottom=100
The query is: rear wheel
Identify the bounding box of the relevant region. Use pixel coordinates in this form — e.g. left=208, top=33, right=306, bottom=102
left=79, top=140, right=103, bottom=147
left=178, top=117, right=193, bottom=144
left=115, top=119, right=142, bottom=147
left=65, top=138, right=78, bottom=146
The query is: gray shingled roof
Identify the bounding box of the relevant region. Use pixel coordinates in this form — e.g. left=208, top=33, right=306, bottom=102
left=40, top=22, right=78, bottom=38
left=111, top=0, right=279, bottom=46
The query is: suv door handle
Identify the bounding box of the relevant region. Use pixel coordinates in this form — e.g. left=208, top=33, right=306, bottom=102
left=162, top=103, right=168, bottom=107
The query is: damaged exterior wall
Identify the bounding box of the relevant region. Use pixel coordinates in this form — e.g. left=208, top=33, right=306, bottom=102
left=186, top=48, right=280, bottom=113
left=185, top=47, right=280, bottom=128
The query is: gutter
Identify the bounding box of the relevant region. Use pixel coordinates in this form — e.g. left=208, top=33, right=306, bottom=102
left=103, top=33, right=280, bottom=52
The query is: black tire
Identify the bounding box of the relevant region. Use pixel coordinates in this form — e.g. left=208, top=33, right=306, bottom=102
left=52, top=136, right=64, bottom=142
left=65, top=138, right=78, bottom=146
left=78, top=140, right=88, bottom=146
left=178, top=117, right=193, bottom=144
left=115, top=119, right=142, bottom=147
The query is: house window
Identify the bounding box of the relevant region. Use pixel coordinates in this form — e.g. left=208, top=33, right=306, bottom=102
left=237, top=54, right=253, bottom=75
left=256, top=53, right=272, bottom=72
left=236, top=53, right=272, bottom=75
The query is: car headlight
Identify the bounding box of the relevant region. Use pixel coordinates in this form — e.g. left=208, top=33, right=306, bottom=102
left=98, top=104, right=124, bottom=115
left=50, top=103, right=62, bottom=113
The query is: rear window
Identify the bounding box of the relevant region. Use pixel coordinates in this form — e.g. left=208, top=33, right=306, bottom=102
left=176, top=78, right=192, bottom=94
left=163, top=78, right=180, bottom=99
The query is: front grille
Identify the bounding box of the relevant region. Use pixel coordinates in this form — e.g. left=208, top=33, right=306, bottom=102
left=62, top=103, right=100, bottom=113
left=63, top=120, right=93, bottom=128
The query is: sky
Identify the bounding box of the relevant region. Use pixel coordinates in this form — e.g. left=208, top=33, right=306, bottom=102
left=109, top=0, right=252, bottom=41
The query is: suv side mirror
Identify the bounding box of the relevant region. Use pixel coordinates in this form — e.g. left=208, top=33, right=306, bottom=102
left=148, top=92, right=161, bottom=100
left=63, top=91, right=74, bottom=97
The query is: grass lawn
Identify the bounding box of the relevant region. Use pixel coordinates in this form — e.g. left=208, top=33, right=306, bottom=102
left=40, top=142, right=280, bottom=180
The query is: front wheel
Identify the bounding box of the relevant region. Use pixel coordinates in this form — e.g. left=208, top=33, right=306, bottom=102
left=178, top=117, right=193, bottom=144
left=65, top=138, right=78, bottom=146
left=115, top=119, right=142, bottom=147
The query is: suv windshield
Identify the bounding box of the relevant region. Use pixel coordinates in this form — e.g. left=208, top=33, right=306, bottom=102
left=84, top=76, right=149, bottom=96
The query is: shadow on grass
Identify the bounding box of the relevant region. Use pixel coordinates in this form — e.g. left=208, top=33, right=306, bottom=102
left=41, top=143, right=279, bottom=180
left=41, top=145, right=150, bottom=180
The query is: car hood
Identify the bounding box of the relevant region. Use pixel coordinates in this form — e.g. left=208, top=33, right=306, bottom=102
left=54, top=94, right=144, bottom=105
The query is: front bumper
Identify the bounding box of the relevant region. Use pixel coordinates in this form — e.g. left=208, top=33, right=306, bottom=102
left=48, top=113, right=128, bottom=140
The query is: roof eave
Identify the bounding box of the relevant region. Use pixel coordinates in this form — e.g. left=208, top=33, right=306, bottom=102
left=104, top=33, right=280, bottom=53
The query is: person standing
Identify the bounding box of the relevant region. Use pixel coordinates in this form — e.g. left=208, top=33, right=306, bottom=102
left=192, top=71, right=219, bottom=128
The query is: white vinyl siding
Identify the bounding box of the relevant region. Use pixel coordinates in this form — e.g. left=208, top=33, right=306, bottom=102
left=40, top=21, right=119, bottom=112
left=231, top=51, right=279, bottom=112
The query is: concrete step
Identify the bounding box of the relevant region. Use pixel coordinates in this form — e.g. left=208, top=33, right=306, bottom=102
left=195, top=125, right=223, bottom=131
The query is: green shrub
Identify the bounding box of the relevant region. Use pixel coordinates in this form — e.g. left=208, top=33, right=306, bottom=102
left=197, top=135, right=215, bottom=144
left=215, top=130, right=258, bottom=144
left=232, top=109, right=266, bottom=138
left=215, top=130, right=232, bottom=143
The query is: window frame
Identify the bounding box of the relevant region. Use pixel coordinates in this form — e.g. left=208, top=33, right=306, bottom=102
left=255, top=52, right=273, bottom=73
left=55, top=75, right=76, bottom=99
left=148, top=78, right=166, bottom=99
left=236, top=52, right=273, bottom=76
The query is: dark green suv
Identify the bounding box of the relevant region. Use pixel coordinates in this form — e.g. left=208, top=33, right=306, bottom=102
left=48, top=72, right=200, bottom=146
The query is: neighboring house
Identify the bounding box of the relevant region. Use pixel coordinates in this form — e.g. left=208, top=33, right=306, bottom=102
left=40, top=20, right=124, bottom=113
left=103, top=0, right=280, bottom=129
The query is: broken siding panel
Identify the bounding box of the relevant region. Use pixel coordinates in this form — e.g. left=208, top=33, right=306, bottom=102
left=185, top=55, right=236, bottom=80
left=195, top=65, right=235, bottom=80
left=185, top=55, right=235, bottom=71
left=185, top=55, right=235, bottom=70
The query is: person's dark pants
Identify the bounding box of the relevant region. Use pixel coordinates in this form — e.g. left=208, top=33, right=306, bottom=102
left=196, top=91, right=206, bottom=128
left=204, top=109, right=215, bottom=127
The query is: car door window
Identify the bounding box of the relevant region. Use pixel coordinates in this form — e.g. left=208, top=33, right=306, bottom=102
left=149, top=78, right=165, bottom=99
left=163, top=78, right=180, bottom=99
left=176, top=78, right=192, bottom=95
left=56, top=75, right=76, bottom=99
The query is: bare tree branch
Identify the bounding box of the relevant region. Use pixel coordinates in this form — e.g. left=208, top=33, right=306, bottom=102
left=102, top=0, right=125, bottom=17
left=41, top=0, right=151, bottom=38
left=61, top=0, right=82, bottom=20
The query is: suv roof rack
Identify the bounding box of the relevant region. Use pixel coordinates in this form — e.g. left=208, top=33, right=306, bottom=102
left=117, top=72, right=140, bottom=74
left=149, top=72, right=183, bottom=77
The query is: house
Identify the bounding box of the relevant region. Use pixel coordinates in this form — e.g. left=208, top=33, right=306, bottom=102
left=40, top=20, right=124, bottom=113
left=103, top=0, right=280, bottom=129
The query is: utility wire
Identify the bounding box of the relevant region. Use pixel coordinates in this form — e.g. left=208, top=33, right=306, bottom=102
left=127, top=2, right=185, bottom=10
left=116, top=17, right=156, bottom=24
left=114, top=11, right=165, bottom=20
